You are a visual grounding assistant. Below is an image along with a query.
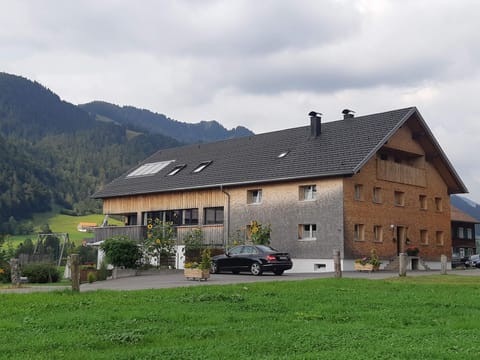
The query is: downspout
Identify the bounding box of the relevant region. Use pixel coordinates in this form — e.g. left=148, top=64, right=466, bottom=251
left=220, top=185, right=230, bottom=248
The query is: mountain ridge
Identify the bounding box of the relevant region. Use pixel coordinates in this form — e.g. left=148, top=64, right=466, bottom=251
left=0, top=72, right=253, bottom=232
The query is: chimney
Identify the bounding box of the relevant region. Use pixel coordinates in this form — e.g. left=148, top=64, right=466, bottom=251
left=309, top=111, right=322, bottom=137
left=342, top=109, right=355, bottom=119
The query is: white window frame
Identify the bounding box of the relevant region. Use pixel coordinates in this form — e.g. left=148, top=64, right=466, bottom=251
left=301, top=185, right=317, bottom=201
left=247, top=189, right=262, bottom=204
left=299, top=224, right=317, bottom=241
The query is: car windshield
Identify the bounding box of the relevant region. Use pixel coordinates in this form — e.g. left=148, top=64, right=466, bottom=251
left=256, top=245, right=278, bottom=252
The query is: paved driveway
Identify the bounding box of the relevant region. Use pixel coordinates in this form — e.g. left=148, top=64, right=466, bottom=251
left=3, top=269, right=479, bottom=293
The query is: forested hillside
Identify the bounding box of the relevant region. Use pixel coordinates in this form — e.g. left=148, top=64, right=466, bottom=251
left=0, top=72, right=252, bottom=234
left=80, top=101, right=253, bottom=144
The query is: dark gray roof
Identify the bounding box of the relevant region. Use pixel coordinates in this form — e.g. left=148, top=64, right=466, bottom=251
left=93, top=107, right=467, bottom=199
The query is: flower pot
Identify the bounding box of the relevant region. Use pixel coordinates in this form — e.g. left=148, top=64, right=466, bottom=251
left=354, top=263, right=379, bottom=272
left=184, top=268, right=210, bottom=281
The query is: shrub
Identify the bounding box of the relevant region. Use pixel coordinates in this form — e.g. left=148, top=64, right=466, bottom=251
left=100, top=236, right=142, bottom=268
left=22, top=263, right=60, bottom=283
left=87, top=271, right=97, bottom=283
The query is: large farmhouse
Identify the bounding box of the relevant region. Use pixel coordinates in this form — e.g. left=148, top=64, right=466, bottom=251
left=93, top=107, right=467, bottom=272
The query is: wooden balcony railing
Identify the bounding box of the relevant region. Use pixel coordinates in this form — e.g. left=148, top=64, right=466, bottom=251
left=377, top=159, right=426, bottom=187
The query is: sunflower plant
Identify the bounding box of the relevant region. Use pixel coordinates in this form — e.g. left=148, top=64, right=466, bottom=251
left=249, top=220, right=271, bottom=245
left=144, top=218, right=176, bottom=268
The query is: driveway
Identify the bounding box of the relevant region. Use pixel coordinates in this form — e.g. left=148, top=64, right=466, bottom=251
left=2, top=268, right=479, bottom=293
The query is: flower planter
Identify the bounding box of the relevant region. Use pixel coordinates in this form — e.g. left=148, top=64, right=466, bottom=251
left=354, top=263, right=379, bottom=272
left=184, top=268, right=210, bottom=281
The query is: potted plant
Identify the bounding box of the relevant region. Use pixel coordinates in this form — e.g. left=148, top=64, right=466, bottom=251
left=184, top=249, right=211, bottom=281
left=354, top=249, right=381, bottom=272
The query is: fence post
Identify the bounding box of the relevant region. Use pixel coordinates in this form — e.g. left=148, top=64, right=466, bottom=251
left=333, top=249, right=342, bottom=278
left=399, top=253, right=407, bottom=277
left=71, top=254, right=80, bottom=292
left=440, top=254, right=447, bottom=275
left=9, top=258, right=21, bottom=287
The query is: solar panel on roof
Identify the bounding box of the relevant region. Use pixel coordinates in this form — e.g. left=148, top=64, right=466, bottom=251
left=127, top=160, right=174, bottom=177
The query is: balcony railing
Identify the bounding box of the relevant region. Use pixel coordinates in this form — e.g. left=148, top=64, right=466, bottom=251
left=377, top=159, right=426, bottom=187
left=94, top=224, right=225, bottom=246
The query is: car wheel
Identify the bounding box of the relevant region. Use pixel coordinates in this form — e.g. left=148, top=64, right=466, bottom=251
left=250, top=262, right=263, bottom=276
left=210, top=262, right=219, bottom=274
left=273, top=269, right=284, bottom=276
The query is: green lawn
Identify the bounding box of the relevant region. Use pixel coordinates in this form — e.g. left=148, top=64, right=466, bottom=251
left=1, top=276, right=479, bottom=359
left=6, top=213, right=123, bottom=246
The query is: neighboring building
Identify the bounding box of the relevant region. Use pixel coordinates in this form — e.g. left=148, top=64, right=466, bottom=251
left=77, top=222, right=97, bottom=232
left=451, top=205, right=478, bottom=258
left=93, top=107, right=467, bottom=272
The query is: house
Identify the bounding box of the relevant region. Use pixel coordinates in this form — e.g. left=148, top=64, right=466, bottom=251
left=93, top=107, right=467, bottom=272
left=77, top=222, right=97, bottom=232
left=451, top=205, right=478, bottom=258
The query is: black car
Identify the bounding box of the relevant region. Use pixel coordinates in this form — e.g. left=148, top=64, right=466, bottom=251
left=451, top=256, right=471, bottom=269
left=210, top=245, right=293, bottom=276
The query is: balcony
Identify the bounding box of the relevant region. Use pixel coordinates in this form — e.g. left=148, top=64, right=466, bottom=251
left=377, top=159, right=426, bottom=187
left=94, top=224, right=225, bottom=246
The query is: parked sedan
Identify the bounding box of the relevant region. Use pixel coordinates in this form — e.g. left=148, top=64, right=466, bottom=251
left=211, top=245, right=293, bottom=276
left=469, top=254, right=480, bottom=268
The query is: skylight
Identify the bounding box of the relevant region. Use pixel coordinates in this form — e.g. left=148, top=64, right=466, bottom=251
left=167, top=165, right=186, bottom=176
left=277, top=151, right=290, bottom=158
left=127, top=160, right=174, bottom=178
left=192, top=161, right=212, bottom=173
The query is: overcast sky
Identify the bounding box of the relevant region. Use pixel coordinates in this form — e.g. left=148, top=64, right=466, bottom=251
left=1, top=0, right=479, bottom=203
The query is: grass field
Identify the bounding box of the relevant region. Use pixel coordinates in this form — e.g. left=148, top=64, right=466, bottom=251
left=1, top=275, right=479, bottom=359
left=6, top=213, right=123, bottom=247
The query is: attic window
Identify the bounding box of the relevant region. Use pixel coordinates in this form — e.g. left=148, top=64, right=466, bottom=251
left=167, top=165, right=186, bottom=176
left=192, top=161, right=212, bottom=173
left=277, top=151, right=289, bottom=158
left=127, top=160, right=174, bottom=177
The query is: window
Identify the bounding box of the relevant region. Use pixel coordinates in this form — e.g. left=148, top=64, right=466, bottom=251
left=373, top=187, right=382, bottom=203
left=420, top=229, right=428, bottom=245
left=394, top=191, right=405, bottom=206
left=300, top=185, right=317, bottom=201
left=192, top=161, right=212, bottom=173
left=167, top=164, right=186, bottom=176
left=247, top=189, right=262, bottom=204
left=435, top=197, right=443, bottom=212
left=354, top=224, right=365, bottom=241
left=436, top=231, right=444, bottom=246
left=458, top=227, right=464, bottom=239
left=419, top=195, right=427, bottom=210
left=127, top=160, right=174, bottom=177
left=277, top=151, right=290, bottom=158
left=373, top=225, right=383, bottom=242
left=466, top=228, right=473, bottom=239
left=204, top=207, right=224, bottom=225
left=298, top=224, right=317, bottom=240
left=354, top=184, right=363, bottom=201
left=183, top=209, right=199, bottom=225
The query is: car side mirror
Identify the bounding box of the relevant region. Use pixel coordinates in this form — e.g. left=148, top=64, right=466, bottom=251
left=225, top=251, right=230, bottom=257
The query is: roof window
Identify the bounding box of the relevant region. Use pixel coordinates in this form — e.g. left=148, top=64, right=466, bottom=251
left=192, top=161, right=212, bottom=173
left=277, top=151, right=290, bottom=158
left=167, top=165, right=186, bottom=176
left=126, top=160, right=173, bottom=178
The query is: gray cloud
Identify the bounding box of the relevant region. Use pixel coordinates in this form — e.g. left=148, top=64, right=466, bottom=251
left=0, top=0, right=479, bottom=203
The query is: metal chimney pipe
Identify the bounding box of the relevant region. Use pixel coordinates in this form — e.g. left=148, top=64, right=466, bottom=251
left=309, top=111, right=322, bottom=137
